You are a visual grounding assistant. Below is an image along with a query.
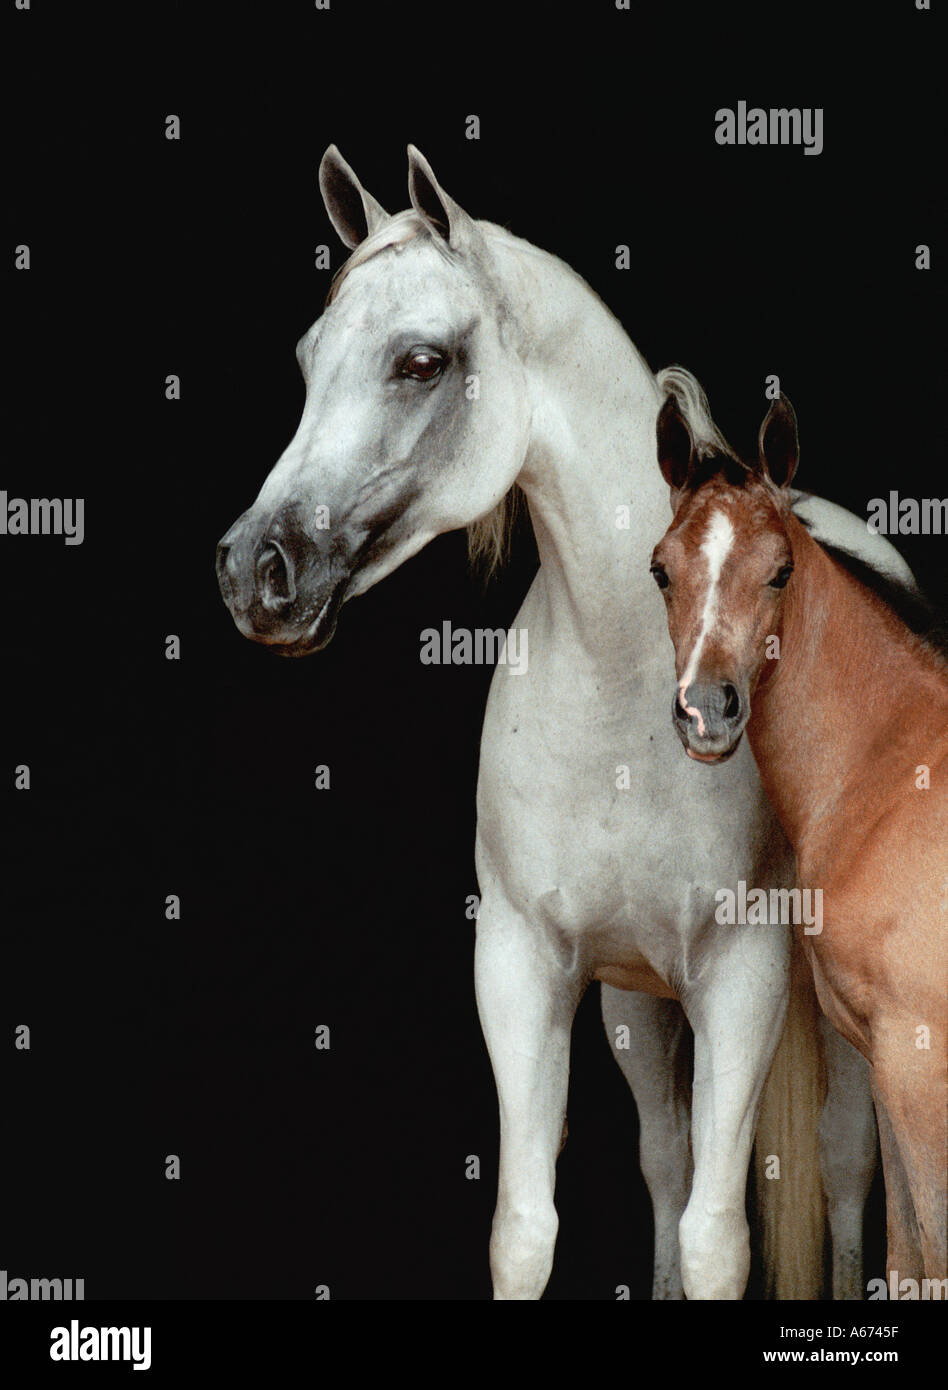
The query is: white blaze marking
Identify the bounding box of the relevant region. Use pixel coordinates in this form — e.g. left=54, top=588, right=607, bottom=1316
left=678, top=509, right=734, bottom=737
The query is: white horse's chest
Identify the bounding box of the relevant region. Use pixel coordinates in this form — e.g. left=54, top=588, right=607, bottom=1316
left=475, top=620, right=789, bottom=981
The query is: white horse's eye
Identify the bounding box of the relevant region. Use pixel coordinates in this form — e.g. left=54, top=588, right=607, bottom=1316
left=400, top=348, right=446, bottom=382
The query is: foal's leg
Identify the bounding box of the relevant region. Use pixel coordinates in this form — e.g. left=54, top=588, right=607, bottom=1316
left=872, top=1082, right=923, bottom=1285
left=679, top=937, right=788, bottom=1300
left=873, top=1031, right=947, bottom=1280
left=818, top=1016, right=877, bottom=1299
left=601, top=986, right=692, bottom=1299
left=474, top=898, right=586, bottom=1300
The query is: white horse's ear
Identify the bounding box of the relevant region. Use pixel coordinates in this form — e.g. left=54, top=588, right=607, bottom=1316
left=656, top=395, right=696, bottom=492
left=407, top=145, right=477, bottom=251
left=758, top=393, right=800, bottom=489
left=318, top=145, right=389, bottom=250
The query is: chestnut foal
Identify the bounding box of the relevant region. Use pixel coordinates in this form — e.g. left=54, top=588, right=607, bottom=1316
left=649, top=392, right=947, bottom=1287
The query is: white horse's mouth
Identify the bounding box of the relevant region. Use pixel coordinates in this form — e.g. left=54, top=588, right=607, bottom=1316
left=237, top=579, right=348, bottom=658
left=274, top=585, right=348, bottom=658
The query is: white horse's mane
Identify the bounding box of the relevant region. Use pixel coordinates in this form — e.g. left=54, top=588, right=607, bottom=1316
left=469, top=364, right=735, bottom=579
left=655, top=365, right=736, bottom=461
left=325, top=213, right=732, bottom=578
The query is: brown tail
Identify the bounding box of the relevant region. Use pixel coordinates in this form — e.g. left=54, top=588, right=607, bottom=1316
left=754, top=933, right=828, bottom=1299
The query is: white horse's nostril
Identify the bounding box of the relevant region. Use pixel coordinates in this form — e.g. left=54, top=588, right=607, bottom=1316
left=256, top=540, right=296, bottom=611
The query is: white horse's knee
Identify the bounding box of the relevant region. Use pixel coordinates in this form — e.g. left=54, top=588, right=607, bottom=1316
left=679, top=1203, right=749, bottom=1300
left=490, top=1202, right=559, bottom=1300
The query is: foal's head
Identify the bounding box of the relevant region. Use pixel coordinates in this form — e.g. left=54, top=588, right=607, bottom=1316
left=649, top=393, right=800, bottom=763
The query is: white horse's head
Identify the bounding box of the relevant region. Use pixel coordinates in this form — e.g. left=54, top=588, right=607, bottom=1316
left=217, top=146, right=531, bottom=656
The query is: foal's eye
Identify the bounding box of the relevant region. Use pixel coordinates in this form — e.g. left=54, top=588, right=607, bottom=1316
left=769, top=564, right=794, bottom=589
left=399, top=348, right=446, bottom=382
left=650, top=565, right=670, bottom=591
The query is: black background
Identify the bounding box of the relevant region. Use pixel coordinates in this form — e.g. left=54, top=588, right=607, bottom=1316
left=2, top=0, right=944, bottom=1307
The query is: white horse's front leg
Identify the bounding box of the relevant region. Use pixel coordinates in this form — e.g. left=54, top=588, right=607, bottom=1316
left=601, top=986, right=692, bottom=1299
left=475, top=899, right=585, bottom=1300
left=680, top=937, right=788, bottom=1300
left=818, top=1015, right=877, bottom=1300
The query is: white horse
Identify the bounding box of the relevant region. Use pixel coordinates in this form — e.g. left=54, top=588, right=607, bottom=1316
left=217, top=146, right=897, bottom=1299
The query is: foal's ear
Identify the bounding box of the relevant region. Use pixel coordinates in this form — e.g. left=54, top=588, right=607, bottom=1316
left=318, top=145, right=389, bottom=250
left=407, top=145, right=478, bottom=251
left=758, top=394, right=800, bottom=489
left=656, top=395, right=696, bottom=491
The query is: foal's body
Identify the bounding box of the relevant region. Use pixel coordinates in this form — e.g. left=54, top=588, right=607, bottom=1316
left=650, top=395, right=948, bottom=1281
left=749, top=515, right=948, bottom=1279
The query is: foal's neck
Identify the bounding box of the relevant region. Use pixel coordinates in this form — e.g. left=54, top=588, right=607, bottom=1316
left=749, top=511, right=948, bottom=864
left=488, top=231, right=669, bottom=662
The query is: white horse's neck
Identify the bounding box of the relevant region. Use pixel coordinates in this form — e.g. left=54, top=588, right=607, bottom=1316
left=487, top=230, right=669, bottom=659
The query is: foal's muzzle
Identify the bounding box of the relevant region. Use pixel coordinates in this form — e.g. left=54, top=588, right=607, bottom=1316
left=216, top=506, right=348, bottom=657
left=672, top=679, right=749, bottom=763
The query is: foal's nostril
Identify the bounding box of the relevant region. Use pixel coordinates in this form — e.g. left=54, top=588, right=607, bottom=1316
left=255, top=540, right=296, bottom=612
left=722, top=684, right=741, bottom=721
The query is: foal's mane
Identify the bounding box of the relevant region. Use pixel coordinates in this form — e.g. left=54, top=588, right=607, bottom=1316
left=801, top=532, right=948, bottom=662
left=685, top=462, right=948, bottom=664
left=693, top=451, right=948, bottom=664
